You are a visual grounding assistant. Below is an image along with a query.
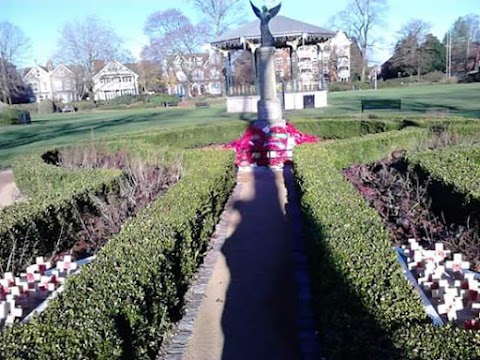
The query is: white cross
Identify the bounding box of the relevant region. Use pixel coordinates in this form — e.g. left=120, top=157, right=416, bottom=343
left=437, top=296, right=464, bottom=321
left=434, top=243, right=451, bottom=263
left=445, top=253, right=470, bottom=273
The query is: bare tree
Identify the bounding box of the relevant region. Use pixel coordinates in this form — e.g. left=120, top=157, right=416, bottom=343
left=330, top=0, right=387, bottom=82
left=55, top=16, right=132, bottom=98
left=189, top=0, right=244, bottom=38
left=142, top=9, right=209, bottom=98
left=0, top=21, right=31, bottom=104
left=392, top=19, right=431, bottom=79
left=448, top=14, right=480, bottom=77
left=136, top=60, right=165, bottom=93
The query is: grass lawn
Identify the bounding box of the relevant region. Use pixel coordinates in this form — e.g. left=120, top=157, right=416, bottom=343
left=1, top=83, right=479, bottom=166
left=0, top=106, right=246, bottom=165
left=289, top=82, right=480, bottom=118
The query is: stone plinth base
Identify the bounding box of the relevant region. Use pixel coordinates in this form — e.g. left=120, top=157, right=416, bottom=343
left=257, top=99, right=284, bottom=127
left=225, top=91, right=328, bottom=113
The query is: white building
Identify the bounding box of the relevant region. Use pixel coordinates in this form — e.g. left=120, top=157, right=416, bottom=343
left=274, top=31, right=352, bottom=84
left=323, top=31, right=352, bottom=82
left=92, top=61, right=139, bottom=101
left=23, top=62, right=79, bottom=103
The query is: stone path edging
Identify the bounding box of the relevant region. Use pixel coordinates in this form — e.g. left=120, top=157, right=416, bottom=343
left=157, top=174, right=244, bottom=360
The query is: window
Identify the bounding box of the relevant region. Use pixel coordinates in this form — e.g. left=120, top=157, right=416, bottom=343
left=275, top=58, right=283, bottom=66
left=122, top=76, right=132, bottom=82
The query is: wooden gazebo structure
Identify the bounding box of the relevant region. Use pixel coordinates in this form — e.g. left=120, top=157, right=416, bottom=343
left=211, top=15, right=335, bottom=112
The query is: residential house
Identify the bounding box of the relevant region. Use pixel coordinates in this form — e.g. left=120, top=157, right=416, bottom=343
left=91, top=61, right=139, bottom=101
left=273, top=31, right=352, bottom=84
left=49, top=64, right=78, bottom=103
left=23, top=61, right=79, bottom=103
left=165, top=49, right=223, bottom=97
left=23, top=64, right=53, bottom=102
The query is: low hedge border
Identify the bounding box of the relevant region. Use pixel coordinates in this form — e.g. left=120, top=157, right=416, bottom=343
left=0, top=149, right=236, bottom=359
left=408, top=144, right=480, bottom=201
left=1, top=153, right=122, bottom=274
left=125, top=118, right=408, bottom=150
left=294, top=129, right=480, bottom=359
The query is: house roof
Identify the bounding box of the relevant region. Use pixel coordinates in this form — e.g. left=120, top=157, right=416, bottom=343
left=211, top=15, right=335, bottom=50
left=92, top=61, right=139, bottom=81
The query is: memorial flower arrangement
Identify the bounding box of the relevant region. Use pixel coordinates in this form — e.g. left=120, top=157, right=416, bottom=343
left=225, top=122, right=317, bottom=166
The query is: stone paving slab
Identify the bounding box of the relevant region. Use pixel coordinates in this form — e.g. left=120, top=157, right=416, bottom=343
left=159, top=166, right=321, bottom=360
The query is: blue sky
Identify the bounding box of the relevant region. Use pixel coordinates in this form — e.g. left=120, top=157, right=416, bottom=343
left=1, top=0, right=478, bottom=67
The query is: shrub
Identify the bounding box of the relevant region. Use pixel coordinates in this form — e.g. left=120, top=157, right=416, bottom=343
left=408, top=144, right=480, bottom=202
left=0, top=109, right=31, bottom=125
left=70, top=101, right=97, bottom=111
left=423, top=71, right=446, bottom=83
left=37, top=99, right=57, bottom=114
left=10, top=103, right=38, bottom=114
left=294, top=129, right=480, bottom=359
left=0, top=149, right=236, bottom=359
left=0, top=152, right=123, bottom=274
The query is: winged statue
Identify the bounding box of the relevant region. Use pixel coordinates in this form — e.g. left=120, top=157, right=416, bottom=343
left=250, top=1, right=282, bottom=47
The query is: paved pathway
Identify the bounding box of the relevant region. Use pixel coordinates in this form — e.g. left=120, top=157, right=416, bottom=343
left=0, top=169, right=19, bottom=209
left=183, top=167, right=301, bottom=360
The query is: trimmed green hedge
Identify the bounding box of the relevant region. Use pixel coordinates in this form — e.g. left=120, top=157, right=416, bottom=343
left=0, top=149, right=236, bottom=359
left=137, top=122, right=247, bottom=149
left=408, top=144, right=480, bottom=201
left=133, top=118, right=409, bottom=150
left=0, top=154, right=122, bottom=274
left=290, top=118, right=405, bottom=139
left=294, top=129, right=480, bottom=359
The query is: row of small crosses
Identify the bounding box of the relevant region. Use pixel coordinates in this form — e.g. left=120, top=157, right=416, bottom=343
left=0, top=255, right=78, bottom=326
left=403, top=239, right=480, bottom=327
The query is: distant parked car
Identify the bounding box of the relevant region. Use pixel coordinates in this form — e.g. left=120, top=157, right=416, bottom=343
left=61, top=105, right=76, bottom=113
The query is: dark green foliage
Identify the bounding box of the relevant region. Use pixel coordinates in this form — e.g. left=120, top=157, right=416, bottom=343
left=138, top=122, right=247, bottom=149
left=135, top=118, right=406, bottom=150
left=408, top=144, right=480, bottom=202
left=291, top=118, right=405, bottom=139
left=0, top=149, right=235, bottom=359
left=294, top=129, right=480, bottom=359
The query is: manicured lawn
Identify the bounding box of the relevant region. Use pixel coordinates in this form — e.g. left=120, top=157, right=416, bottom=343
left=289, top=82, right=480, bottom=118
left=1, top=83, right=479, bottom=165
left=0, top=106, right=245, bottom=165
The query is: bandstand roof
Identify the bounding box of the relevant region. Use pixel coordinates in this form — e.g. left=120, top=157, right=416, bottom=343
left=211, top=15, right=335, bottom=50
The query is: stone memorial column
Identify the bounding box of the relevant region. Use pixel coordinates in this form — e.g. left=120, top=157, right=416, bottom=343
left=250, top=1, right=284, bottom=128
left=257, top=47, right=284, bottom=127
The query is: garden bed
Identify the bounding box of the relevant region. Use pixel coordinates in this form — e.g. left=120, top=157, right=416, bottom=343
left=0, top=149, right=236, bottom=359
left=343, top=151, right=480, bottom=328
left=40, top=147, right=182, bottom=260
left=0, top=145, right=183, bottom=328
left=294, top=128, right=480, bottom=359
left=343, top=154, right=480, bottom=270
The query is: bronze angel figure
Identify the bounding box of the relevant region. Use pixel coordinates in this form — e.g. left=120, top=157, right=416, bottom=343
left=250, top=1, right=282, bottom=47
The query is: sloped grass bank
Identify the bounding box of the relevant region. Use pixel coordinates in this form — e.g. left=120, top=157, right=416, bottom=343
left=294, top=129, right=480, bottom=359
left=0, top=149, right=236, bottom=359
